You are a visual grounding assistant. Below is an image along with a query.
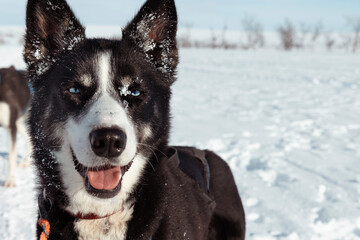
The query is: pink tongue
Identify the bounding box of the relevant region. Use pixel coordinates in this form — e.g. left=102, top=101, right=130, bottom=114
left=87, top=167, right=122, bottom=190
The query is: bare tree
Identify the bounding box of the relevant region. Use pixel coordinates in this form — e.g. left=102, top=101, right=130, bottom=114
left=219, top=25, right=237, bottom=49
left=221, top=24, right=228, bottom=49
left=178, top=22, right=194, bottom=48
left=345, top=16, right=360, bottom=53
left=297, top=21, right=323, bottom=49
left=241, top=14, right=265, bottom=50
left=278, top=19, right=296, bottom=50
left=210, top=29, right=218, bottom=49
left=298, top=22, right=311, bottom=48
left=0, top=34, right=4, bottom=45
left=311, top=21, right=324, bottom=42
left=324, top=32, right=335, bottom=51
left=340, top=33, right=353, bottom=52
left=194, top=40, right=202, bottom=48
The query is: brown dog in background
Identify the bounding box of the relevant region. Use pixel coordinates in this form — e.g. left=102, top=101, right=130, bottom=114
left=0, top=66, right=32, bottom=187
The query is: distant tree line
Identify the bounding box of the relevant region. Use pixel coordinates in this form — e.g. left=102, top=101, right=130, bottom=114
left=177, top=15, right=360, bottom=53
left=0, top=16, right=359, bottom=53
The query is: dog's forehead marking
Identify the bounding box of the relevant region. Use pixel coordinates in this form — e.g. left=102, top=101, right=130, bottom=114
left=141, top=124, right=153, bottom=142
left=80, top=74, right=92, bottom=87
left=97, top=51, right=112, bottom=94
left=121, top=76, right=132, bottom=86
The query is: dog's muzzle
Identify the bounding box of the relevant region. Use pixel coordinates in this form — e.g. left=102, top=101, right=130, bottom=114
left=70, top=127, right=132, bottom=199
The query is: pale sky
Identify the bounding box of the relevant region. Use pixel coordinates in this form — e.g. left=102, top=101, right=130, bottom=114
left=0, top=0, right=359, bottom=31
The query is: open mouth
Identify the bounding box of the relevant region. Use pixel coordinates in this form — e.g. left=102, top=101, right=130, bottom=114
left=71, top=149, right=132, bottom=199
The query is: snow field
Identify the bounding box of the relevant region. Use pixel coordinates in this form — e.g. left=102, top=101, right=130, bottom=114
left=0, top=27, right=360, bottom=239
left=171, top=49, right=360, bottom=239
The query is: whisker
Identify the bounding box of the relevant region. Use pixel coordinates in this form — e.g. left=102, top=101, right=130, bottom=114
left=146, top=157, right=155, bottom=172
left=138, top=143, right=168, bottom=159
left=137, top=145, right=158, bottom=172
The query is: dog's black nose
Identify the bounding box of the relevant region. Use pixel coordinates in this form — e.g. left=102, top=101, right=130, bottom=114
left=89, top=128, right=127, bottom=158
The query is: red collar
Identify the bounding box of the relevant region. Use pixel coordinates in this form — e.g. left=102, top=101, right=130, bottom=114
left=66, top=206, right=124, bottom=220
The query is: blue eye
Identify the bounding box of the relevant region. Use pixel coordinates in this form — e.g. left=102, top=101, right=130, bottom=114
left=131, top=90, right=141, bottom=97
left=69, top=87, right=80, bottom=94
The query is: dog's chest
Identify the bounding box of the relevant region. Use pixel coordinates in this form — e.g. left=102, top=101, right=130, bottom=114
left=75, top=206, right=134, bottom=240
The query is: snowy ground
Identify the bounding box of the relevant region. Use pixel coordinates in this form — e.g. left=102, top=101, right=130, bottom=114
left=172, top=49, right=360, bottom=240
left=1, top=27, right=360, bottom=239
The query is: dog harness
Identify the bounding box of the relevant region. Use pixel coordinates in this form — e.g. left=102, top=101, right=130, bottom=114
left=172, top=146, right=211, bottom=194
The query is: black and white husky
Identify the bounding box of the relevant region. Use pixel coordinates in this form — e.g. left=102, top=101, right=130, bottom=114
left=0, top=66, right=32, bottom=187
left=24, top=0, right=246, bottom=239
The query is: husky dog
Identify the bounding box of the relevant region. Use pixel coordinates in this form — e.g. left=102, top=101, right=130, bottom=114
left=24, top=0, right=246, bottom=239
left=0, top=66, right=32, bottom=187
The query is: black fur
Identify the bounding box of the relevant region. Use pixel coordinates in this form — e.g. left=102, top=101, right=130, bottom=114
left=24, top=0, right=246, bottom=239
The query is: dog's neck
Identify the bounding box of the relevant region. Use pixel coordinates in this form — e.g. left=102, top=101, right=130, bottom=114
left=74, top=203, right=134, bottom=240
left=65, top=206, right=124, bottom=220
left=37, top=188, right=134, bottom=239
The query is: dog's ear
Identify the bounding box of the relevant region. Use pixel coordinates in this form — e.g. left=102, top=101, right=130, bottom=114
left=24, top=0, right=85, bottom=80
left=123, top=0, right=178, bottom=79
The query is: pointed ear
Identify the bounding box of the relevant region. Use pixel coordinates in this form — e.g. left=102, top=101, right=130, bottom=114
left=24, top=0, right=85, bottom=80
left=123, top=0, right=178, bottom=78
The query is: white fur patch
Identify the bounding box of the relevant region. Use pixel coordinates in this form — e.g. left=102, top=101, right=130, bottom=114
left=0, top=102, right=10, bottom=128
left=142, top=124, right=153, bottom=142
left=80, top=74, right=92, bottom=87
left=0, top=101, right=16, bottom=187
left=98, top=52, right=112, bottom=93
left=5, top=128, right=17, bottom=187
left=16, top=113, right=33, bottom=165
left=75, top=203, right=133, bottom=240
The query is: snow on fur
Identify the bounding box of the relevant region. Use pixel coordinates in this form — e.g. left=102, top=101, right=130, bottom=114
left=131, top=12, right=176, bottom=76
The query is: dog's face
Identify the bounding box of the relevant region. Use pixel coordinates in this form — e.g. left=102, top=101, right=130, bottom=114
left=24, top=0, right=178, bottom=216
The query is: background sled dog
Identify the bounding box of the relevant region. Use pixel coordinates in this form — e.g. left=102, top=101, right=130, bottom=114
left=24, top=0, right=246, bottom=239
left=0, top=66, right=32, bottom=187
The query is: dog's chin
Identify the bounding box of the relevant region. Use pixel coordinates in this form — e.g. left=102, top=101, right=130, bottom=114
left=71, top=149, right=133, bottom=199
